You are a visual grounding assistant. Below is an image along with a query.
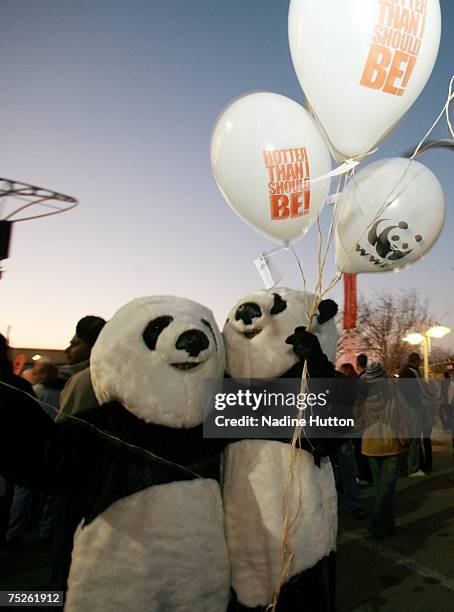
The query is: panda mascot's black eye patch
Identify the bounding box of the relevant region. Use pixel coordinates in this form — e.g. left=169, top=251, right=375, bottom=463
left=235, top=302, right=262, bottom=325
left=201, top=318, right=218, bottom=349
left=143, top=316, right=174, bottom=350
left=270, top=293, right=287, bottom=316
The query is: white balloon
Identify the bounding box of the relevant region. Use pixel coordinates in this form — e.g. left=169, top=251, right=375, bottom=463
left=335, top=158, right=445, bottom=273
left=289, top=0, right=441, bottom=160
left=211, top=92, right=331, bottom=244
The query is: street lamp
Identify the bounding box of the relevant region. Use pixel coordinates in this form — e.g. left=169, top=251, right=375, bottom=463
left=426, top=325, right=451, bottom=339
left=403, top=324, right=452, bottom=379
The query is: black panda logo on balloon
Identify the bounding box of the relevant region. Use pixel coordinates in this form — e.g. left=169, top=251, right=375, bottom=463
left=367, top=219, right=422, bottom=261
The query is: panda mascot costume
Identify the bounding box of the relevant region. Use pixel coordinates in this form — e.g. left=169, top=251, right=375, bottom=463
left=0, top=296, right=230, bottom=612
left=222, top=288, right=342, bottom=612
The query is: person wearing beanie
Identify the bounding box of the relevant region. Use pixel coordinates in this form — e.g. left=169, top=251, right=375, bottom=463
left=356, top=353, right=368, bottom=377
left=56, top=316, right=106, bottom=423
left=355, top=362, right=409, bottom=541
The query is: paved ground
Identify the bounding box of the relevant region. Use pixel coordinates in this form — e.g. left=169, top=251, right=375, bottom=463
left=0, top=437, right=453, bottom=610
left=337, top=437, right=454, bottom=611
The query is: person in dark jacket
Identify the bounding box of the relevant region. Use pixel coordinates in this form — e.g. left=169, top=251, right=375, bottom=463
left=7, top=360, right=66, bottom=543
left=398, top=352, right=430, bottom=476
left=335, top=364, right=365, bottom=519
left=31, top=360, right=66, bottom=419
left=352, top=355, right=373, bottom=485
left=0, top=334, right=36, bottom=546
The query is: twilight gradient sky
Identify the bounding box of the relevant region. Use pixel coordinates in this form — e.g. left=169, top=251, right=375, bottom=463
left=1, top=0, right=453, bottom=350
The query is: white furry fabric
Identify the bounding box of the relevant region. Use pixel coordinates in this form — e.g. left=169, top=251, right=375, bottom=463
left=223, top=288, right=337, bottom=379
left=91, top=296, right=225, bottom=427
left=65, top=479, right=230, bottom=612
left=223, top=441, right=337, bottom=608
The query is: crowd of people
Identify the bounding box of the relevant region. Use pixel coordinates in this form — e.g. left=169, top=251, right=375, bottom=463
left=0, top=316, right=106, bottom=592
left=0, top=309, right=453, bottom=608
left=337, top=352, right=453, bottom=542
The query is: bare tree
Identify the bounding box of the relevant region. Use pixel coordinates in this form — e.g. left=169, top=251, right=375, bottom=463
left=338, top=289, right=433, bottom=373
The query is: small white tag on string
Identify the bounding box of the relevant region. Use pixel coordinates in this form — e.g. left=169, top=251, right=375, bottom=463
left=254, top=245, right=288, bottom=289
left=254, top=256, right=275, bottom=289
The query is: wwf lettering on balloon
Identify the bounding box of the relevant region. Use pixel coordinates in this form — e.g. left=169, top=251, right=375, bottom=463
left=360, top=0, right=428, bottom=96
left=355, top=219, right=423, bottom=269
left=262, top=148, right=311, bottom=221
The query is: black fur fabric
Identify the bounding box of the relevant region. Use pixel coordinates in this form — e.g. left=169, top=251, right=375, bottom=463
left=227, top=552, right=336, bottom=612
left=317, top=299, right=339, bottom=324
left=0, top=387, right=227, bottom=525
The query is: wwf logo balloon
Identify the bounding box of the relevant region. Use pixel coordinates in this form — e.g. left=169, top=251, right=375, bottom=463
left=335, top=158, right=445, bottom=274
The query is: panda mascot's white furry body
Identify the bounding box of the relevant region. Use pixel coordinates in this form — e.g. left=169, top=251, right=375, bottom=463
left=0, top=296, right=230, bottom=612
left=222, top=288, right=339, bottom=611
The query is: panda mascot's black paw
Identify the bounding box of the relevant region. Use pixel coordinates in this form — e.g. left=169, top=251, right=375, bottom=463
left=285, top=326, right=336, bottom=378
left=285, top=326, right=322, bottom=359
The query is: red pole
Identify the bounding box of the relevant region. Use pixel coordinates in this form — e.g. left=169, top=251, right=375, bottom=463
left=343, top=273, right=357, bottom=330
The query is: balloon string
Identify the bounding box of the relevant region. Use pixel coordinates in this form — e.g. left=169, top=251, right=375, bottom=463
left=270, top=294, right=321, bottom=612
left=288, top=244, right=307, bottom=292
left=272, top=167, right=360, bottom=610
left=273, top=145, right=394, bottom=609
left=273, top=180, right=347, bottom=608
left=319, top=71, right=454, bottom=294
left=274, top=75, right=454, bottom=607
left=314, top=144, right=380, bottom=297
left=411, top=74, right=454, bottom=159
left=447, top=75, right=454, bottom=139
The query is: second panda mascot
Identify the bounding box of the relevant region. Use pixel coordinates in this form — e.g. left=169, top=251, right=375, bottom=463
left=0, top=296, right=230, bottom=612
left=223, top=287, right=347, bottom=612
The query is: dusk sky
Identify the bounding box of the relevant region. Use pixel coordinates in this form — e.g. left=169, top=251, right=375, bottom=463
left=1, top=0, right=453, bottom=352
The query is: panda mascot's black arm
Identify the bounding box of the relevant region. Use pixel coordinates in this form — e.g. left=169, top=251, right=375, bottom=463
left=285, top=325, right=356, bottom=464
left=0, top=383, right=106, bottom=494
left=0, top=383, right=226, bottom=510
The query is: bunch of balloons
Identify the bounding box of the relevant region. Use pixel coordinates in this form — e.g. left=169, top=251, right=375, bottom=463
left=211, top=0, right=445, bottom=275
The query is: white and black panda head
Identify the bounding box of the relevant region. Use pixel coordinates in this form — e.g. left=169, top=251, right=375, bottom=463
left=91, top=296, right=225, bottom=428
left=223, top=288, right=337, bottom=379
left=368, top=219, right=422, bottom=261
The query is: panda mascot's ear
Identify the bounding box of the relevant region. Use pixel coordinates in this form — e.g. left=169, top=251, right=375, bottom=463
left=317, top=299, right=338, bottom=324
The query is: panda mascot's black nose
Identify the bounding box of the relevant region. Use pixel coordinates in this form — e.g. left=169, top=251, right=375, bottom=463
left=175, top=330, right=210, bottom=357
left=235, top=302, right=262, bottom=325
